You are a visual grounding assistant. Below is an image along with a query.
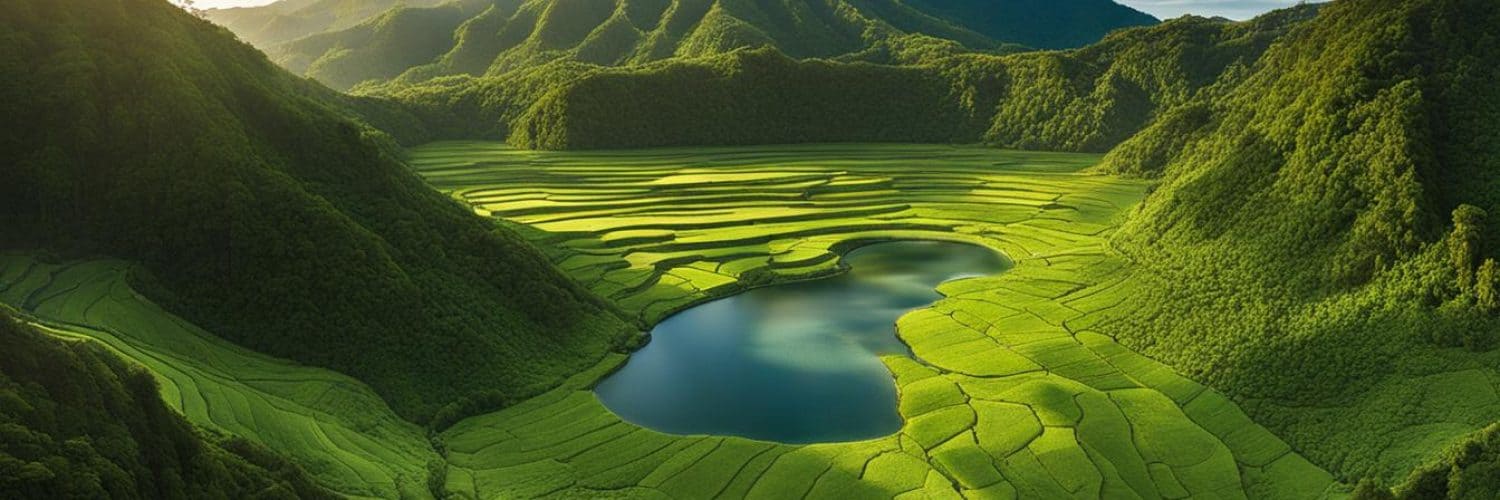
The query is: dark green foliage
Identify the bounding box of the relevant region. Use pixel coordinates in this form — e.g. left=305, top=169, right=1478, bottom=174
left=1358, top=423, right=1500, bottom=499
left=1353, top=479, right=1397, bottom=500
left=1449, top=205, right=1485, bottom=289
left=222, top=1, right=1317, bottom=152
left=261, top=0, right=995, bottom=90
left=0, top=311, right=335, bottom=499
left=0, top=0, right=633, bottom=423
left=485, top=10, right=1310, bottom=150
left=1090, top=0, right=1500, bottom=480
left=424, top=458, right=447, bottom=499
left=513, top=48, right=967, bottom=149
left=225, top=0, right=1158, bottom=91
left=229, top=0, right=1158, bottom=98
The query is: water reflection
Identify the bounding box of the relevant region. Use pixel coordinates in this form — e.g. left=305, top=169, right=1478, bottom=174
left=594, top=241, right=1008, bottom=443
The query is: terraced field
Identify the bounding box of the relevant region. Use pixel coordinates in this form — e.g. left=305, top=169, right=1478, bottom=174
left=0, top=257, right=438, bottom=499
left=408, top=143, right=1342, bottom=499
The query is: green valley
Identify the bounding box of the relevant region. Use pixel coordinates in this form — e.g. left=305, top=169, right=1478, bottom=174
left=406, top=142, right=1336, bottom=498
left=5, top=0, right=1500, bottom=498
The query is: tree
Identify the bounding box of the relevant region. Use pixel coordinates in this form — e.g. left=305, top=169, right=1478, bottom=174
left=1478, top=259, right=1500, bottom=313
left=177, top=0, right=203, bottom=18
left=1450, top=205, right=1486, bottom=289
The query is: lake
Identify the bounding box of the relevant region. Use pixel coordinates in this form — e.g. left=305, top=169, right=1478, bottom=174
left=594, top=240, right=1009, bottom=443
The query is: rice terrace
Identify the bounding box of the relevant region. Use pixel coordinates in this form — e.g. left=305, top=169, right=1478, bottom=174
left=5, top=0, right=1500, bottom=498
left=402, top=142, right=1336, bottom=498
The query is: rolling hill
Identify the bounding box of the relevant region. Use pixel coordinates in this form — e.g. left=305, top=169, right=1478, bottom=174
left=0, top=0, right=634, bottom=425
left=203, top=0, right=452, bottom=49
left=0, top=310, right=335, bottom=498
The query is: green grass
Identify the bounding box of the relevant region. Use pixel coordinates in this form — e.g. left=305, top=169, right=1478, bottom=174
left=0, top=257, right=437, bottom=499
left=407, top=142, right=1341, bottom=499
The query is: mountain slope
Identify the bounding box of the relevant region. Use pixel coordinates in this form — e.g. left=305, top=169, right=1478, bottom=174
left=895, top=0, right=1157, bottom=49
left=227, top=0, right=1156, bottom=91
left=204, top=0, right=450, bottom=49
left=1090, top=0, right=1500, bottom=483
left=0, top=0, right=634, bottom=423
left=0, top=311, right=335, bottom=499
left=425, top=8, right=1309, bottom=150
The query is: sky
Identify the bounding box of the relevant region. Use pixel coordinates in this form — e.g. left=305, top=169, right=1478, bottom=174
left=1117, top=0, right=1306, bottom=19
left=179, top=0, right=1306, bottom=21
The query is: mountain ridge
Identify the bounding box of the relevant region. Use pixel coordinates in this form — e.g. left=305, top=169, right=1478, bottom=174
left=0, top=0, right=635, bottom=424
left=209, top=0, right=1157, bottom=91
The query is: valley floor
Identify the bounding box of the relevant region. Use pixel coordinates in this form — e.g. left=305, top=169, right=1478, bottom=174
left=408, top=143, right=1337, bottom=499
left=0, top=143, right=1347, bottom=498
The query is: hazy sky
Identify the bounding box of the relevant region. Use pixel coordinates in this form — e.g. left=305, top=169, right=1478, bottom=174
left=179, top=0, right=1305, bottom=21
left=1119, top=0, right=1305, bottom=19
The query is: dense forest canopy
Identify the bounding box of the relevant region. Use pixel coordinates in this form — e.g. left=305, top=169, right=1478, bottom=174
left=369, top=7, right=1310, bottom=149
left=0, top=0, right=634, bottom=424
left=1091, top=0, right=1500, bottom=493
left=210, top=0, right=1157, bottom=92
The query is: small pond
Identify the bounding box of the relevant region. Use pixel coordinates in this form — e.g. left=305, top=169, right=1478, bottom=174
left=594, top=240, right=1009, bottom=443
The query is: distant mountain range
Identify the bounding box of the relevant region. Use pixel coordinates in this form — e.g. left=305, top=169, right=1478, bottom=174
left=207, top=0, right=1158, bottom=91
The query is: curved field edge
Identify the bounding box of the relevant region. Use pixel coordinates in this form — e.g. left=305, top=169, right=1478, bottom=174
left=0, top=256, right=438, bottom=499
left=410, top=142, right=1340, bottom=499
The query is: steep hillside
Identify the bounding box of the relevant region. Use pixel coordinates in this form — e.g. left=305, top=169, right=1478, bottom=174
left=274, top=1, right=490, bottom=90
left=1092, top=0, right=1500, bottom=484
left=0, top=0, right=634, bottom=424
left=230, top=0, right=1156, bottom=91
left=0, top=311, right=334, bottom=499
left=274, top=0, right=998, bottom=90
left=204, top=0, right=450, bottom=49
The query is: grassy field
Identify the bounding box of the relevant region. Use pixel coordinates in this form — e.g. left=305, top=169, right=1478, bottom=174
left=0, top=257, right=439, bottom=499
left=408, top=142, right=1341, bottom=499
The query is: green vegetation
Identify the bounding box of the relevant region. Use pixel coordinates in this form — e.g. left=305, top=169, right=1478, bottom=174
left=1371, top=423, right=1500, bottom=499
left=0, top=309, right=334, bottom=499
left=409, top=142, right=1337, bottom=498
left=0, top=0, right=633, bottom=424
left=895, top=0, right=1156, bottom=49
left=0, top=257, right=440, bottom=497
left=1080, top=0, right=1500, bottom=486
left=204, top=0, right=452, bottom=50
left=221, top=0, right=1156, bottom=92
left=274, top=1, right=490, bottom=91
left=370, top=7, right=1309, bottom=150
left=3, top=0, right=1498, bottom=497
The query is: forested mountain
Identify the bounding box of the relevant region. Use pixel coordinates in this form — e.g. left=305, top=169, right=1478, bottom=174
left=1090, top=0, right=1500, bottom=491
left=215, top=0, right=1156, bottom=91
left=376, top=7, right=1310, bottom=149
left=204, top=0, right=451, bottom=49
left=0, top=311, right=334, bottom=498
left=0, top=0, right=634, bottom=424
left=896, top=0, right=1157, bottom=49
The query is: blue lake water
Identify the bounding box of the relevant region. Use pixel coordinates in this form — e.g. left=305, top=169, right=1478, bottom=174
left=594, top=241, right=1009, bottom=443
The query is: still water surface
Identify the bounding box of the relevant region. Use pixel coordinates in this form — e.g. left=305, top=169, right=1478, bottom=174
left=594, top=241, right=1009, bottom=443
